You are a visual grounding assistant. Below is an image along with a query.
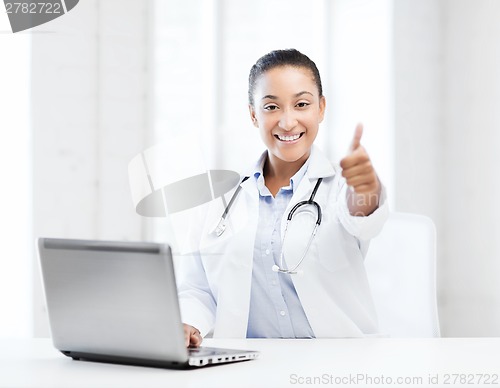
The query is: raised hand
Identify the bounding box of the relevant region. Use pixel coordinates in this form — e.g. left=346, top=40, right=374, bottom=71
left=340, top=124, right=381, bottom=216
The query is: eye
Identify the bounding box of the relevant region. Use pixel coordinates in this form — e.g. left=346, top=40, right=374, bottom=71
left=296, top=102, right=310, bottom=108
left=263, top=104, right=279, bottom=111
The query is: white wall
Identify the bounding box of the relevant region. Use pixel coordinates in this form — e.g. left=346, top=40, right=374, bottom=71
left=4, top=0, right=500, bottom=338
left=393, top=0, right=500, bottom=336
left=328, top=0, right=394, bottom=201
left=441, top=0, right=500, bottom=336
left=0, top=12, right=32, bottom=338
left=393, top=0, right=443, bottom=221
left=31, top=0, right=153, bottom=337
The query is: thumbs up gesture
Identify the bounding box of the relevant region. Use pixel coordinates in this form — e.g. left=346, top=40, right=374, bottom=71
left=339, top=124, right=381, bottom=216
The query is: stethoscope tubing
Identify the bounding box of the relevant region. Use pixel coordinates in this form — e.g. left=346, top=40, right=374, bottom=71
left=276, top=178, right=322, bottom=274
left=214, top=176, right=323, bottom=274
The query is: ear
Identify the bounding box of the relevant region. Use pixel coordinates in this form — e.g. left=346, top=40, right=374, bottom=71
left=248, top=104, right=259, bottom=128
left=318, top=96, right=326, bottom=123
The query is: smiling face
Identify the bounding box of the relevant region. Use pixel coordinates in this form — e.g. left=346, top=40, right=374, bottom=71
left=249, top=65, right=326, bottom=172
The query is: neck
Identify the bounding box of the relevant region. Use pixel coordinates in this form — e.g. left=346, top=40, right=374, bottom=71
left=263, top=150, right=311, bottom=182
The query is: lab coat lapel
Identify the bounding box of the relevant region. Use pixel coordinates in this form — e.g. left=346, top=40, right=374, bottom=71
left=239, top=149, right=264, bottom=198
left=307, top=144, right=337, bottom=180
left=212, top=173, right=258, bottom=338
left=239, top=174, right=258, bottom=198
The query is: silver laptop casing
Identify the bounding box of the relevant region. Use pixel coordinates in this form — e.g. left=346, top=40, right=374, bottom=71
left=37, top=238, right=259, bottom=368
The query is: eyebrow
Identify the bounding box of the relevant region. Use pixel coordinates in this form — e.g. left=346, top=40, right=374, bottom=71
left=261, top=91, right=314, bottom=100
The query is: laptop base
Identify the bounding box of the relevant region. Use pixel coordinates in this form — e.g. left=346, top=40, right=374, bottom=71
left=61, top=346, right=259, bottom=369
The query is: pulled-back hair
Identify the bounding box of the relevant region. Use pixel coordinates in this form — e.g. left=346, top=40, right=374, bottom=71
left=248, top=49, right=323, bottom=106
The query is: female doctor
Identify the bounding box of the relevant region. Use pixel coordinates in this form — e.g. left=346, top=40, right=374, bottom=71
left=178, top=49, right=389, bottom=347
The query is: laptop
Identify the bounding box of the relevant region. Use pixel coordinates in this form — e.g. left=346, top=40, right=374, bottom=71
left=37, top=237, right=260, bottom=368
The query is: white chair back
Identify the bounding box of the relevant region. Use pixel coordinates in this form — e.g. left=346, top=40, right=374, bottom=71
left=365, top=212, right=440, bottom=337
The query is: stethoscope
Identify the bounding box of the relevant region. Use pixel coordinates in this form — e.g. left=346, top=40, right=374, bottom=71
left=213, top=176, right=323, bottom=275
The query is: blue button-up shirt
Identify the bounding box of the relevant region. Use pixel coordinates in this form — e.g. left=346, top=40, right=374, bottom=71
left=246, top=157, right=315, bottom=338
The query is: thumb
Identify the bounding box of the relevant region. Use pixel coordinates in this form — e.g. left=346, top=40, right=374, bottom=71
left=349, top=123, right=364, bottom=153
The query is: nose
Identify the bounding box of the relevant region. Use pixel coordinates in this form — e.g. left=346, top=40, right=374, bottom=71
left=278, top=110, right=298, bottom=131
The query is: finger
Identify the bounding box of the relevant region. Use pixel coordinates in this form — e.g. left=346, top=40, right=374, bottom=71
left=341, top=161, right=373, bottom=179
left=351, top=175, right=381, bottom=193
left=190, top=331, right=202, bottom=347
left=351, top=183, right=378, bottom=194
left=340, top=147, right=369, bottom=170
left=184, top=324, right=194, bottom=347
left=349, top=123, right=364, bottom=153
left=345, top=173, right=375, bottom=188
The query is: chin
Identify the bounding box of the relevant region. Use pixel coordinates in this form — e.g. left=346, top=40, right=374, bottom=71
left=276, top=148, right=309, bottom=163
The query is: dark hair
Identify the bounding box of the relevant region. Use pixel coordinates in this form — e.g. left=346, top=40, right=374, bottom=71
left=248, top=49, right=323, bottom=106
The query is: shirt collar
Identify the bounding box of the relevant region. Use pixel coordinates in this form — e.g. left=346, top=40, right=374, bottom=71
left=251, top=151, right=311, bottom=195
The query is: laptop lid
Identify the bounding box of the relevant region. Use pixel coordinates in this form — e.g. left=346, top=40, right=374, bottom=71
left=38, top=238, right=191, bottom=365
left=37, top=238, right=259, bottom=368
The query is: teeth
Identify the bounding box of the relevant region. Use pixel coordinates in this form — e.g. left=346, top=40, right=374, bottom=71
left=278, top=133, right=301, bottom=141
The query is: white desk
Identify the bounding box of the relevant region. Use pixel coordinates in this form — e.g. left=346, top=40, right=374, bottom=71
left=1, top=338, right=499, bottom=388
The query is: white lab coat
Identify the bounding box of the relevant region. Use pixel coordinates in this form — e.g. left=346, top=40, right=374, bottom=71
left=176, top=145, right=389, bottom=338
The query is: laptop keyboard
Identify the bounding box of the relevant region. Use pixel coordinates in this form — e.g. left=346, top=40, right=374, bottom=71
left=188, top=347, right=226, bottom=357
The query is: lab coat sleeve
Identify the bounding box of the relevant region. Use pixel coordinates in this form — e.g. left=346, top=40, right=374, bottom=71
left=172, top=204, right=216, bottom=337
left=337, top=179, right=389, bottom=241
left=176, top=251, right=216, bottom=337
